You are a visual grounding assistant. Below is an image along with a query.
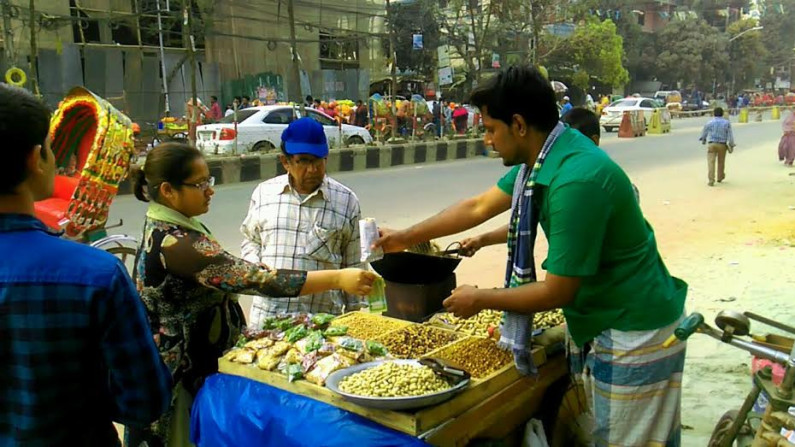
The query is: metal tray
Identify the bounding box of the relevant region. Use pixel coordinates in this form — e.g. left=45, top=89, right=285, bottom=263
left=325, top=359, right=471, bottom=411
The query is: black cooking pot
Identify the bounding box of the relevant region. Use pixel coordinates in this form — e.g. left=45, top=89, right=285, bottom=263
left=370, top=251, right=461, bottom=285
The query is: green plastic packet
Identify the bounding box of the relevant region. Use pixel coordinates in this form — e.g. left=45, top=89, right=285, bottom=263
left=367, top=274, right=387, bottom=313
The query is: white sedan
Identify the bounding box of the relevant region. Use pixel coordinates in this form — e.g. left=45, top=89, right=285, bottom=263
left=599, top=97, right=659, bottom=132
left=196, top=106, right=373, bottom=155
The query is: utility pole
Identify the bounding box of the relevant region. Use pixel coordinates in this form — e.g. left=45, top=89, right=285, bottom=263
left=385, top=0, right=397, bottom=141
left=156, top=0, right=170, bottom=114
left=1, top=0, right=14, bottom=67
left=184, top=0, right=198, bottom=144
left=287, top=0, right=305, bottom=113
left=28, top=0, right=39, bottom=95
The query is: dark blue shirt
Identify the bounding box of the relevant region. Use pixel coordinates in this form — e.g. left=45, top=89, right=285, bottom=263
left=0, top=214, right=171, bottom=446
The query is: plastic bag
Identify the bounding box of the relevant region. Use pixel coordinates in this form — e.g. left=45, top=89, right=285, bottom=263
left=284, top=325, right=309, bottom=343
left=311, top=313, right=336, bottom=327
left=324, top=326, right=348, bottom=337
left=521, top=419, right=549, bottom=447
left=359, top=218, right=383, bottom=263
left=366, top=340, right=388, bottom=357
left=339, top=337, right=364, bottom=352
left=285, top=364, right=303, bottom=383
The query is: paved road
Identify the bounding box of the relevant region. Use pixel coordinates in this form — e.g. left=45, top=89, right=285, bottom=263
left=109, top=115, right=783, bottom=252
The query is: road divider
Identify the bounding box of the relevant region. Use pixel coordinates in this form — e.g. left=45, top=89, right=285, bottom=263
left=647, top=109, right=672, bottom=135
left=618, top=110, right=646, bottom=138
left=117, top=139, right=488, bottom=195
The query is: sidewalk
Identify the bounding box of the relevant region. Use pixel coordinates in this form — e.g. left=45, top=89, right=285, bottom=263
left=453, top=120, right=794, bottom=443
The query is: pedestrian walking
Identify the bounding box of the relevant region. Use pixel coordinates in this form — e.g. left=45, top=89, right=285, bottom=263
left=778, top=111, right=795, bottom=167
left=699, top=107, right=736, bottom=186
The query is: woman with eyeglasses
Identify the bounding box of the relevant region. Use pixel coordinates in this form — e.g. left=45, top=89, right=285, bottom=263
left=126, top=142, right=376, bottom=447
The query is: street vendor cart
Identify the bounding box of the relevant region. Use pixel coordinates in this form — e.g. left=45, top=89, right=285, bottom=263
left=190, top=308, right=578, bottom=447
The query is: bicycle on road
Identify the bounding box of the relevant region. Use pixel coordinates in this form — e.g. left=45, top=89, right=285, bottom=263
left=664, top=310, right=795, bottom=446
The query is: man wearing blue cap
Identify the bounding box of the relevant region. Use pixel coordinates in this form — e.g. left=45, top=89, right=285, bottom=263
left=241, top=117, right=363, bottom=327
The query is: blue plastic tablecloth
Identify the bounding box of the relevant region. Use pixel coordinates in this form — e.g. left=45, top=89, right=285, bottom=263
left=190, top=373, right=429, bottom=447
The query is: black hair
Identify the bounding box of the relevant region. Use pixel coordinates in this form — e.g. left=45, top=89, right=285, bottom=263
left=0, top=84, right=52, bottom=194
left=211, top=95, right=218, bottom=101
left=242, top=95, right=250, bottom=102
left=561, top=107, right=600, bottom=140
left=470, top=65, right=559, bottom=134
left=306, top=95, right=313, bottom=102
left=132, top=142, right=203, bottom=203
left=714, top=107, right=724, bottom=117
left=314, top=99, right=321, bottom=104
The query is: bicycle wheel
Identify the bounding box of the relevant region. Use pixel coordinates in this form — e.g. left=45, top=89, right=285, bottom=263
left=709, top=409, right=754, bottom=447
left=104, top=246, right=138, bottom=276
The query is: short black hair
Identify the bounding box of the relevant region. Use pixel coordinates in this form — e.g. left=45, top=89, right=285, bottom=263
left=470, top=65, right=559, bottom=134
left=211, top=95, right=218, bottom=101
left=561, top=107, right=600, bottom=140
left=242, top=95, right=250, bottom=101
left=0, top=85, right=52, bottom=194
left=306, top=95, right=313, bottom=102
left=714, top=107, right=724, bottom=117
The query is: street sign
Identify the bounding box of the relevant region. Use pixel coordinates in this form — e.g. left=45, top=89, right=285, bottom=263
left=439, top=67, right=453, bottom=85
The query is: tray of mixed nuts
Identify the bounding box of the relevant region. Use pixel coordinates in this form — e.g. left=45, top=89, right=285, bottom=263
left=325, top=359, right=471, bottom=410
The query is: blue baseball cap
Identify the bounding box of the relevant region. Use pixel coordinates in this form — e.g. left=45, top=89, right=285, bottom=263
left=281, top=117, right=329, bottom=158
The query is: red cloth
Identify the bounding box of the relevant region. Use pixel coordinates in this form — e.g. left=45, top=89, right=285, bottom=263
left=210, top=102, right=223, bottom=121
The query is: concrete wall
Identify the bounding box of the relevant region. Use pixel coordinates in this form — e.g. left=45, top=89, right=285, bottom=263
left=117, top=138, right=488, bottom=195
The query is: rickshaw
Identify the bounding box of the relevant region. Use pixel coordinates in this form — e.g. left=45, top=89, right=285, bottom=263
left=33, top=87, right=139, bottom=273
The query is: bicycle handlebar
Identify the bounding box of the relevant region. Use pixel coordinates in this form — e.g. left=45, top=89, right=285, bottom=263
left=664, top=312, right=792, bottom=366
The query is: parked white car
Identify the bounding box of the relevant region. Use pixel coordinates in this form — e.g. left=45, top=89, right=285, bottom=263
left=195, top=106, right=373, bottom=155
left=599, top=97, right=659, bottom=132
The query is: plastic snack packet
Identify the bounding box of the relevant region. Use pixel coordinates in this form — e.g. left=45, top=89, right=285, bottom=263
left=359, top=218, right=384, bottom=263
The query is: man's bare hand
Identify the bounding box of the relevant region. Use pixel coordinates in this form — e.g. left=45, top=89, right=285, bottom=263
left=443, top=285, right=482, bottom=318
left=458, top=236, right=483, bottom=257
left=372, top=227, right=411, bottom=253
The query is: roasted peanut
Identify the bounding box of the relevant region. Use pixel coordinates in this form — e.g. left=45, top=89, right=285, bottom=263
left=533, top=309, right=564, bottom=329
left=429, top=337, right=513, bottom=378
left=339, top=362, right=451, bottom=397
left=431, top=310, right=502, bottom=337
left=376, top=325, right=461, bottom=359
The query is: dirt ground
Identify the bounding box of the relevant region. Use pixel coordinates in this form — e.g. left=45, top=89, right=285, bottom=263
left=452, top=123, right=795, bottom=444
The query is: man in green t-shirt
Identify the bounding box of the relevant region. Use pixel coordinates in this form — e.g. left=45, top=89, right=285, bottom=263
left=375, top=66, right=687, bottom=446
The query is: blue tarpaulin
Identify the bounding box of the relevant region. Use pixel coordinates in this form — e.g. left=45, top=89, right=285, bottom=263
left=190, top=374, right=430, bottom=447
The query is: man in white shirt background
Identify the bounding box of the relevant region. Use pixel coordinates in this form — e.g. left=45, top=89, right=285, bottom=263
left=241, top=118, right=363, bottom=328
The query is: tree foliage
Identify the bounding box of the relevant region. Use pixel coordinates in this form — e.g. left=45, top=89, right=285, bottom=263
left=385, top=0, right=441, bottom=78
left=545, top=19, right=629, bottom=88
left=655, top=18, right=729, bottom=89
left=727, top=18, right=767, bottom=89
left=759, top=0, right=795, bottom=81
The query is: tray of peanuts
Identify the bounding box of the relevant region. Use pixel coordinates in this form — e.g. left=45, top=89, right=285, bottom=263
left=325, top=359, right=471, bottom=410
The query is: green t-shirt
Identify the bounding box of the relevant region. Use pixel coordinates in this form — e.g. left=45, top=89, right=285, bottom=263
left=496, top=127, right=686, bottom=346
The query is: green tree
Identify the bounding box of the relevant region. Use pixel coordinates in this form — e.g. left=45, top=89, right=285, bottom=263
left=727, top=18, right=767, bottom=92
left=571, top=1, right=656, bottom=82
left=544, top=19, right=629, bottom=88
left=654, top=18, right=729, bottom=90
left=759, top=0, right=795, bottom=84
left=385, top=0, right=441, bottom=78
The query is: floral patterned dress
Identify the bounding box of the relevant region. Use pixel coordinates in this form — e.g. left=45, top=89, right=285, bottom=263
left=125, top=215, right=307, bottom=447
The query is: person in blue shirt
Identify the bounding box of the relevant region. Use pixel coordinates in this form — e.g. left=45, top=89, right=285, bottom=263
left=699, top=107, right=736, bottom=186
left=0, top=84, right=172, bottom=446
left=559, top=96, right=573, bottom=117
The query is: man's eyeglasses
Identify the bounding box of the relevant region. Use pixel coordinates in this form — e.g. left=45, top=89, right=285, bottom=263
left=181, top=176, right=215, bottom=191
